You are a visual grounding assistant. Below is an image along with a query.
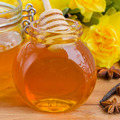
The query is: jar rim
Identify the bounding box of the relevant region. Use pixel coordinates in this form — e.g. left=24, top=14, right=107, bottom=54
left=28, top=19, right=83, bottom=44
left=0, top=0, right=23, bottom=28
left=0, top=0, right=22, bottom=15
left=29, top=19, right=82, bottom=35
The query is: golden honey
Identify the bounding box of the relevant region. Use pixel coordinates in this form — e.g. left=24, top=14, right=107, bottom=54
left=0, top=39, right=22, bottom=90
left=0, top=0, right=23, bottom=91
left=13, top=20, right=97, bottom=112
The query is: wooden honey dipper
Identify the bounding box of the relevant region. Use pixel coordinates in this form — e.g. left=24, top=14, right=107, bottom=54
left=39, top=0, right=70, bottom=31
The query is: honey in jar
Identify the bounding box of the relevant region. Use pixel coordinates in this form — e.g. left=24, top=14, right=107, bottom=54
left=13, top=19, right=97, bottom=112
left=0, top=0, right=23, bottom=91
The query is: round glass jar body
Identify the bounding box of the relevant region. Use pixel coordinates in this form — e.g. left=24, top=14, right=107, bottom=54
left=13, top=20, right=96, bottom=112
left=0, top=0, right=23, bottom=91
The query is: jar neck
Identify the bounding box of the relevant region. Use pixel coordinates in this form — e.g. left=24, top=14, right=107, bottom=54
left=36, top=32, right=79, bottom=45
left=29, top=19, right=82, bottom=45
left=0, top=0, right=22, bottom=29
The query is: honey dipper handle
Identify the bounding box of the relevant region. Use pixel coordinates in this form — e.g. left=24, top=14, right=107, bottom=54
left=42, top=0, right=52, bottom=10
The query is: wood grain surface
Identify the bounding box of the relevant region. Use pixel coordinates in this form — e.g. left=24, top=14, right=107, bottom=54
left=0, top=74, right=120, bottom=120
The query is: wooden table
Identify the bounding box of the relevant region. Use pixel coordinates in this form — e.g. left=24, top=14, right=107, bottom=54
left=0, top=75, right=120, bottom=120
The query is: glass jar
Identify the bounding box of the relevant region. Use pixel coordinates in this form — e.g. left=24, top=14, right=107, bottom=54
left=0, top=0, right=23, bottom=92
left=13, top=19, right=97, bottom=112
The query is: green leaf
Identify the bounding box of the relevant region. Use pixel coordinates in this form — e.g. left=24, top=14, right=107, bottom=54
left=112, top=0, right=120, bottom=11
left=62, top=8, right=70, bottom=16
left=69, top=15, right=78, bottom=20
left=93, top=12, right=103, bottom=18
left=69, top=8, right=80, bottom=14
left=75, top=12, right=84, bottom=21
left=84, top=16, right=99, bottom=26
left=106, top=7, right=117, bottom=15
left=105, top=0, right=120, bottom=13
left=106, top=0, right=113, bottom=6
left=63, top=7, right=100, bottom=26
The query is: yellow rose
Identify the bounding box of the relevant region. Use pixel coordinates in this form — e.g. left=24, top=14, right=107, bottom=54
left=22, top=0, right=70, bottom=16
left=82, top=12, right=120, bottom=68
left=69, top=0, right=106, bottom=22
left=50, top=0, right=70, bottom=10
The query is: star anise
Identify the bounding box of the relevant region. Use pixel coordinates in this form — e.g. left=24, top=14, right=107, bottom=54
left=116, top=86, right=120, bottom=96
left=97, top=66, right=120, bottom=79
left=101, top=98, right=120, bottom=114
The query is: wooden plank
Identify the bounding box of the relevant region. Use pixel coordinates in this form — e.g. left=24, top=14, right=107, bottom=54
left=0, top=105, right=119, bottom=120
left=0, top=77, right=120, bottom=119
left=85, top=78, right=120, bottom=104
